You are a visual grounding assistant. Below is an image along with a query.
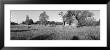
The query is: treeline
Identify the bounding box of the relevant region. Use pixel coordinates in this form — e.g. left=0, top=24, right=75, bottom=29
left=11, top=21, right=63, bottom=25
left=11, top=22, right=18, bottom=25
left=34, top=21, right=63, bottom=25
left=11, top=10, right=100, bottom=27
left=11, top=19, right=100, bottom=26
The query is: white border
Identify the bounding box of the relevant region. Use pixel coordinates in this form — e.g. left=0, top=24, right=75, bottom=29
left=4, top=4, right=107, bottom=47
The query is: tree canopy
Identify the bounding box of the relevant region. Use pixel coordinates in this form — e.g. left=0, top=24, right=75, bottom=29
left=62, top=10, right=94, bottom=26
left=39, top=11, right=49, bottom=25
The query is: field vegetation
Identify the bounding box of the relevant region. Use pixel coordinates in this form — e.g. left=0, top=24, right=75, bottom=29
left=11, top=25, right=100, bottom=40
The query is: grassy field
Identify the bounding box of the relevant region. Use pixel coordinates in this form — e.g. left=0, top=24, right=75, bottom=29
left=11, top=24, right=100, bottom=40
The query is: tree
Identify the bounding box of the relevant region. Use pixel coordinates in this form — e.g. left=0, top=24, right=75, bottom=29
left=84, top=17, right=97, bottom=26
left=21, top=15, right=34, bottom=25
left=39, top=11, right=49, bottom=25
left=55, top=22, right=63, bottom=25
left=35, top=21, right=41, bottom=25
left=63, top=10, right=94, bottom=26
left=29, top=19, right=34, bottom=24
left=95, top=19, right=100, bottom=26
left=59, top=11, right=67, bottom=26
left=11, top=22, right=18, bottom=25
left=21, top=21, right=25, bottom=24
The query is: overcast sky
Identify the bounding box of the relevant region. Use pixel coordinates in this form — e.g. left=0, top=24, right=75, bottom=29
left=11, top=10, right=100, bottom=24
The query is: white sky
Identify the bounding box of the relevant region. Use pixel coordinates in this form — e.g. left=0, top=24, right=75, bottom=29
left=11, top=10, right=100, bottom=24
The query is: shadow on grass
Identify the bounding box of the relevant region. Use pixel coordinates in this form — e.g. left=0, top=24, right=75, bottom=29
left=72, top=36, right=79, bottom=40
left=11, top=37, right=26, bottom=40
left=11, top=30, right=30, bottom=32
left=30, top=33, right=55, bottom=40
left=71, top=35, right=99, bottom=40
left=11, top=33, right=56, bottom=40
left=88, top=35, right=100, bottom=40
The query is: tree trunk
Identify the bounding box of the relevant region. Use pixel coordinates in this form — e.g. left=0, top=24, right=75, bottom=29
left=63, top=21, right=65, bottom=26
left=75, top=16, right=79, bottom=26
left=69, top=22, right=71, bottom=25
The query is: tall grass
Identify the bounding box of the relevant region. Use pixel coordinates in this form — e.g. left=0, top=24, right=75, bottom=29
left=11, top=25, right=100, bottom=40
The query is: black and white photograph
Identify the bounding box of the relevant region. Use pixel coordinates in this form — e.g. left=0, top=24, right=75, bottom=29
left=4, top=4, right=107, bottom=47
left=10, top=10, right=100, bottom=40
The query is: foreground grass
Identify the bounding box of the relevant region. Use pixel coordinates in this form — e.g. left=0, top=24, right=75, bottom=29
left=11, top=25, right=100, bottom=40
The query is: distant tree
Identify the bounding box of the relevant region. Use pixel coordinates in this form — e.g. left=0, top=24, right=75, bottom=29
left=98, top=20, right=100, bottom=25
left=21, top=15, right=34, bottom=25
left=26, top=15, right=31, bottom=25
left=81, top=17, right=100, bottom=26
left=21, top=21, right=25, bottom=24
left=50, top=21, right=55, bottom=25
left=24, top=19, right=34, bottom=25
left=39, top=11, right=49, bottom=25
left=84, top=17, right=96, bottom=26
left=96, top=19, right=100, bottom=26
left=35, top=21, right=41, bottom=25
left=29, top=19, right=34, bottom=24
left=11, top=22, right=18, bottom=25
left=55, top=22, right=63, bottom=25
left=48, top=21, right=56, bottom=27
left=46, top=21, right=50, bottom=25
